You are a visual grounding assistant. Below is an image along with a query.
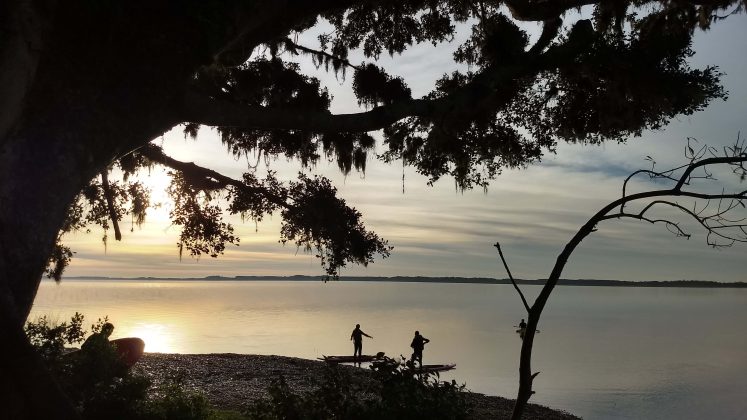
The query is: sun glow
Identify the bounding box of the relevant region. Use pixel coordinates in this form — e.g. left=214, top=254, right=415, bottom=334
left=131, top=167, right=174, bottom=224
left=120, top=322, right=179, bottom=353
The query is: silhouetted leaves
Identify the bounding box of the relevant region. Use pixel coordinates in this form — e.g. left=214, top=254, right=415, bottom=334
left=43, top=0, right=740, bottom=279
left=280, top=174, right=391, bottom=278
left=324, top=1, right=457, bottom=59
left=227, top=171, right=286, bottom=223
left=454, top=13, right=528, bottom=67
left=46, top=244, right=74, bottom=282
left=353, top=64, right=412, bottom=107
left=168, top=174, right=238, bottom=259
left=196, top=59, right=331, bottom=165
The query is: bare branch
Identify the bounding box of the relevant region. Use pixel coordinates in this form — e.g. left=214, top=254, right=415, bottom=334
left=620, top=168, right=680, bottom=213
left=494, top=242, right=531, bottom=313
left=608, top=194, right=747, bottom=246
left=673, top=155, right=747, bottom=191
left=532, top=141, right=747, bottom=335
left=677, top=190, right=747, bottom=201
left=510, top=137, right=747, bottom=420
left=601, top=211, right=691, bottom=238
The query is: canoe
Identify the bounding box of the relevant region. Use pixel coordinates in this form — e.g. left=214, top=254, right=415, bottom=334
left=412, top=363, right=456, bottom=373
left=516, top=328, right=539, bottom=338
left=318, top=354, right=384, bottom=364
left=112, top=337, right=145, bottom=367
left=63, top=336, right=144, bottom=368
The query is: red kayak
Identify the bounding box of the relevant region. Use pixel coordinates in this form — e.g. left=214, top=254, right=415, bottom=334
left=111, top=337, right=145, bottom=367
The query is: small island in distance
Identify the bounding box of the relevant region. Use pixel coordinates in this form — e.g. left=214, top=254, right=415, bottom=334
left=63, top=275, right=747, bottom=288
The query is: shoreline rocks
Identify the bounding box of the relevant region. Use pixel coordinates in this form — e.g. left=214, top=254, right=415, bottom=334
left=137, top=353, right=580, bottom=420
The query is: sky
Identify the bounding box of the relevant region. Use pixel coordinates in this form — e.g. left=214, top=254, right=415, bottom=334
left=61, top=11, right=747, bottom=282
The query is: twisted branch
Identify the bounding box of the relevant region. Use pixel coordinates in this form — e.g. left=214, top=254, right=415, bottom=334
left=507, top=136, right=747, bottom=419
left=494, top=242, right=530, bottom=312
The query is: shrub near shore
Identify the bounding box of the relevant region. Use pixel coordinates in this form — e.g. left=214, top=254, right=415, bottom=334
left=26, top=315, right=471, bottom=419
left=246, top=357, right=469, bottom=419
left=26, top=314, right=213, bottom=420
left=27, top=314, right=580, bottom=419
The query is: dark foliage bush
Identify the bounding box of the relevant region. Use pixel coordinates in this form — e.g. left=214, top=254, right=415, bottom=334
left=245, top=356, right=469, bottom=420
left=25, top=314, right=213, bottom=420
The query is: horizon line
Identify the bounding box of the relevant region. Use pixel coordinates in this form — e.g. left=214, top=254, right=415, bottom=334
left=52, top=275, right=747, bottom=287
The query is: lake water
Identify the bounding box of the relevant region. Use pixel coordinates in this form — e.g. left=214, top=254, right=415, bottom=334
left=31, top=280, right=747, bottom=419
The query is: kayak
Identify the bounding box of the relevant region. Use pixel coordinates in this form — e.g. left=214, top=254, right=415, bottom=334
left=112, top=337, right=145, bottom=367
left=63, top=336, right=145, bottom=367
left=411, top=363, right=456, bottom=373
left=319, top=354, right=384, bottom=364
left=516, top=328, right=539, bottom=338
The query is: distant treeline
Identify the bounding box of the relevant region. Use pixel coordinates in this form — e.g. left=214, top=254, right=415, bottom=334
left=64, top=275, right=747, bottom=288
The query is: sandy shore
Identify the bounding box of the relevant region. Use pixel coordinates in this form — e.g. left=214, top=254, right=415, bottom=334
left=137, top=353, right=580, bottom=419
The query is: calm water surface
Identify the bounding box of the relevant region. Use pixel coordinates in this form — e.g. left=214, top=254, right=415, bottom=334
left=31, top=280, right=747, bottom=419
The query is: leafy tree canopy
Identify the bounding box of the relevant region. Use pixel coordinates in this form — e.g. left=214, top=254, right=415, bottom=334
left=2, top=0, right=741, bottom=282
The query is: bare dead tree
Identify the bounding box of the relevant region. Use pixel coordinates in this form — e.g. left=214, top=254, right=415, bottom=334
left=496, top=136, right=747, bottom=419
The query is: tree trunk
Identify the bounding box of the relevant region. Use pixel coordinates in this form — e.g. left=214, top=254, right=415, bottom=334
left=0, top=3, right=84, bottom=417
left=0, top=295, right=79, bottom=420
left=0, top=2, right=355, bottom=417
left=0, top=133, right=91, bottom=417
left=510, top=217, right=600, bottom=418
left=0, top=0, right=48, bottom=144
left=511, top=311, right=540, bottom=420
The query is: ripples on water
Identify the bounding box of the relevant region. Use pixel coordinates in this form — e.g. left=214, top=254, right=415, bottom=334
left=31, top=280, right=747, bottom=419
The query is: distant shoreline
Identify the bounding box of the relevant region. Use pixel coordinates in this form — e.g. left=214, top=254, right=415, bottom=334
left=59, top=275, right=747, bottom=288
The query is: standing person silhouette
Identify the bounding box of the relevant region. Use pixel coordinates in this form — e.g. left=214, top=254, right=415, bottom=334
left=518, top=318, right=528, bottom=339
left=350, top=324, right=372, bottom=364
left=410, top=330, right=430, bottom=368
left=518, top=319, right=527, bottom=330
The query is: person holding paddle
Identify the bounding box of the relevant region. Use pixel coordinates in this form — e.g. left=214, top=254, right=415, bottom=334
left=410, top=330, right=430, bottom=368
left=350, top=324, right=373, bottom=365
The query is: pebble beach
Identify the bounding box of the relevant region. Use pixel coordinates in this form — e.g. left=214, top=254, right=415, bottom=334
left=137, top=353, right=580, bottom=419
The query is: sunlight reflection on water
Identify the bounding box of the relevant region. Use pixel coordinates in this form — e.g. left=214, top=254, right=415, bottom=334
left=31, top=280, right=747, bottom=420
left=121, top=322, right=178, bottom=353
